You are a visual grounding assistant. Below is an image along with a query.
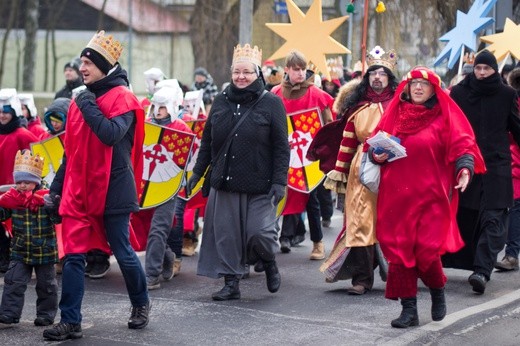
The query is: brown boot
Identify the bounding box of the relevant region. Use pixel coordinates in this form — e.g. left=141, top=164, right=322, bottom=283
left=173, top=258, right=182, bottom=276
left=182, top=238, right=196, bottom=256
left=310, top=241, right=325, bottom=260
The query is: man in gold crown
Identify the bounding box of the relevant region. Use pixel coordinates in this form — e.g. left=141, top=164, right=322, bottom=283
left=315, top=46, right=399, bottom=295
left=186, top=43, right=289, bottom=300
left=0, top=150, right=58, bottom=327
left=42, top=30, right=149, bottom=341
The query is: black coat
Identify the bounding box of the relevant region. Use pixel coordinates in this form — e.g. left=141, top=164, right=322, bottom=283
left=451, top=73, right=520, bottom=209
left=193, top=81, right=290, bottom=194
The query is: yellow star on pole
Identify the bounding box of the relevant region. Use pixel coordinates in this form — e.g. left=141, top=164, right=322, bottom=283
left=266, top=0, right=350, bottom=80
left=480, top=18, right=520, bottom=61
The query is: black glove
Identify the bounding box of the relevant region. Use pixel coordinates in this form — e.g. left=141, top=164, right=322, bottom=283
left=186, top=173, right=201, bottom=196
left=43, top=193, right=62, bottom=224
left=75, top=89, right=96, bottom=112
left=267, top=184, right=285, bottom=205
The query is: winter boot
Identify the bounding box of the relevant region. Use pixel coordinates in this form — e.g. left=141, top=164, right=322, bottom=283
left=264, top=260, right=281, bottom=293
left=430, top=287, right=446, bottom=321
left=310, top=241, right=325, bottom=260
left=212, top=275, right=240, bottom=301
left=391, top=297, right=419, bottom=328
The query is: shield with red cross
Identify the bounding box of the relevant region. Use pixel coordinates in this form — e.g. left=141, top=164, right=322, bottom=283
left=138, top=122, right=196, bottom=209
left=286, top=107, right=325, bottom=193
left=177, top=118, right=207, bottom=201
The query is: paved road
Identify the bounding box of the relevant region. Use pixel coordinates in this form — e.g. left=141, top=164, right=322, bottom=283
left=2, top=208, right=520, bottom=345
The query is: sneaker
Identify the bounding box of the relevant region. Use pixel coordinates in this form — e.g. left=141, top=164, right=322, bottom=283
left=310, top=241, right=325, bottom=260
left=280, top=238, right=291, bottom=253
left=468, top=272, right=488, bottom=294
left=173, top=258, right=182, bottom=277
left=495, top=255, right=519, bottom=271
left=147, top=276, right=161, bottom=290
left=0, top=314, right=19, bottom=325
left=89, top=261, right=110, bottom=279
left=162, top=251, right=175, bottom=281
left=34, top=317, right=54, bottom=326
left=43, top=322, right=83, bottom=341
left=322, top=219, right=331, bottom=228
left=128, top=301, right=151, bottom=329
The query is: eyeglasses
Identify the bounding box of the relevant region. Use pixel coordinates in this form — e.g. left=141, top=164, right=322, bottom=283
left=368, top=71, right=388, bottom=77
left=409, top=79, right=432, bottom=88
left=232, top=71, right=257, bottom=77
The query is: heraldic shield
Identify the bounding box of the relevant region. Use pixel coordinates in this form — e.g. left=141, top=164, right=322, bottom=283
left=178, top=118, right=207, bottom=200
left=286, top=107, right=325, bottom=193
left=139, top=123, right=196, bottom=209
left=30, top=133, right=65, bottom=186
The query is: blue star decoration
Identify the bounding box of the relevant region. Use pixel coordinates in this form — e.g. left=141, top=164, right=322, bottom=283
left=433, top=0, right=497, bottom=69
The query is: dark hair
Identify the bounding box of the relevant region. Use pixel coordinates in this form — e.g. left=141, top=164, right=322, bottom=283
left=341, top=65, right=398, bottom=111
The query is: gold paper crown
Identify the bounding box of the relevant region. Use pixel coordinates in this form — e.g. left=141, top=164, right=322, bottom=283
left=367, top=46, right=398, bottom=72
left=326, top=57, right=344, bottom=80
left=86, top=30, right=123, bottom=66
left=232, top=44, right=262, bottom=67
left=463, top=52, right=475, bottom=65
left=14, top=150, right=44, bottom=178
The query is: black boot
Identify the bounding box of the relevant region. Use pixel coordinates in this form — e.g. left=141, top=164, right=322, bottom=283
left=430, top=287, right=446, bottom=321
left=264, top=261, right=281, bottom=293
left=391, top=297, right=419, bottom=328
left=212, top=275, right=240, bottom=301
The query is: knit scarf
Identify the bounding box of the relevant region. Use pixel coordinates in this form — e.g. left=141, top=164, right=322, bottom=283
left=466, top=72, right=502, bottom=103
left=226, top=78, right=264, bottom=105
left=396, top=100, right=441, bottom=134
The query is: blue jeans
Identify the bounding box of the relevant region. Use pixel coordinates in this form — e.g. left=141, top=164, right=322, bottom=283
left=59, top=213, right=148, bottom=324
left=505, top=199, right=520, bottom=258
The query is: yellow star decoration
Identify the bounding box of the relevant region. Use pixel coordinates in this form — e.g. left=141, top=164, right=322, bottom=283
left=266, top=0, right=350, bottom=80
left=480, top=18, right=520, bottom=61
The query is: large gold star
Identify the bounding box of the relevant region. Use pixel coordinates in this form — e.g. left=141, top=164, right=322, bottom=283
left=266, top=0, right=350, bottom=80
left=480, top=18, right=520, bottom=61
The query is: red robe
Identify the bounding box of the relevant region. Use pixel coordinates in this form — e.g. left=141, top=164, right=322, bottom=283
left=59, top=86, right=144, bottom=254
left=27, top=117, right=47, bottom=139
left=371, top=81, right=485, bottom=272
left=271, top=84, right=334, bottom=214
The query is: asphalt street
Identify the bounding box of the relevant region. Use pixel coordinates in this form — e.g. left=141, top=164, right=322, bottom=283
left=2, top=207, right=520, bottom=345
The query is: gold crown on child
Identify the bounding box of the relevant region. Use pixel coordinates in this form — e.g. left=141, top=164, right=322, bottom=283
left=86, top=30, right=123, bottom=66
left=14, top=150, right=44, bottom=178
left=232, top=44, right=262, bottom=67
left=367, top=46, right=398, bottom=72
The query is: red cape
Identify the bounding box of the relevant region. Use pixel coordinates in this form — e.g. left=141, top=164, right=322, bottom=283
left=59, top=86, right=144, bottom=254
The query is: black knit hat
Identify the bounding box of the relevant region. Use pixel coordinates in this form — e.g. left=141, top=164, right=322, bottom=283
left=64, top=58, right=81, bottom=75
left=80, top=47, right=113, bottom=75
left=474, top=50, right=498, bottom=72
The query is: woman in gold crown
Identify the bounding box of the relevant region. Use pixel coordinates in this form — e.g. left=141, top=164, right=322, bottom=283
left=187, top=44, right=290, bottom=300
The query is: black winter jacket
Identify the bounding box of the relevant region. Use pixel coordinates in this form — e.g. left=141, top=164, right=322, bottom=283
left=193, top=79, right=290, bottom=194
left=451, top=73, right=520, bottom=209
left=51, top=65, right=139, bottom=214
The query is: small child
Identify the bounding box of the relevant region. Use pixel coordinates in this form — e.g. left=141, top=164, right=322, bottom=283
left=0, top=150, right=58, bottom=326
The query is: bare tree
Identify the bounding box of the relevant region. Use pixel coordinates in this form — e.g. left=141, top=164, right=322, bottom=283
left=0, top=2, right=18, bottom=88
left=42, top=0, right=68, bottom=92
left=23, top=0, right=39, bottom=91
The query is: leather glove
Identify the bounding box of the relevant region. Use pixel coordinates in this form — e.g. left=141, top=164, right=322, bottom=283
left=74, top=89, right=96, bottom=112
left=186, top=173, right=201, bottom=196
left=268, top=184, right=285, bottom=205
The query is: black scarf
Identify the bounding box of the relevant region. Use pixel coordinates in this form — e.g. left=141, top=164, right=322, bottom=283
left=226, top=78, right=264, bottom=105
left=465, top=72, right=502, bottom=103
left=152, top=117, right=172, bottom=126
left=0, top=114, right=21, bottom=134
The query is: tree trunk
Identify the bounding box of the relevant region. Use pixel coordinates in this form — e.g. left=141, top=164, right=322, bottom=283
left=0, top=2, right=18, bottom=87
left=23, top=0, right=39, bottom=91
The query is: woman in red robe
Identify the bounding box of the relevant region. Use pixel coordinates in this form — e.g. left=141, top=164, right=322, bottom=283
left=368, top=67, right=485, bottom=328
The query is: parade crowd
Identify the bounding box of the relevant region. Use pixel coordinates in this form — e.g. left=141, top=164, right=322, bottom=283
left=1, top=29, right=520, bottom=341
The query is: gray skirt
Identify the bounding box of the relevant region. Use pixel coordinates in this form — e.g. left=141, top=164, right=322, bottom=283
left=197, top=188, right=279, bottom=279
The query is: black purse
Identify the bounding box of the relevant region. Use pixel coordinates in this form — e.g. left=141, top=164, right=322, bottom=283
left=200, top=91, right=267, bottom=197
